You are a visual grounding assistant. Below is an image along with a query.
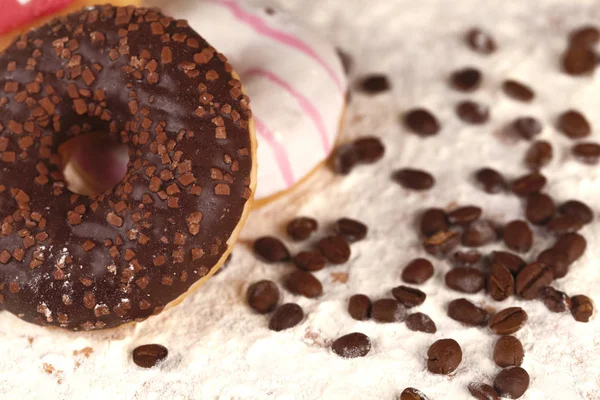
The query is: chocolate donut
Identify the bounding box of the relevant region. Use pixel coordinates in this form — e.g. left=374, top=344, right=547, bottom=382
left=0, top=5, right=256, bottom=330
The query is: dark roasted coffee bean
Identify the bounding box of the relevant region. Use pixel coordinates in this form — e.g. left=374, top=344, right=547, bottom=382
left=503, top=220, right=533, bottom=253
left=392, top=286, right=426, bottom=308
left=488, top=307, right=528, bottom=335
left=554, top=232, right=587, bottom=264
left=456, top=100, right=490, bottom=124
left=427, top=339, right=462, bottom=375
left=269, top=303, right=304, bottom=331
left=334, top=218, right=368, bottom=242
left=466, top=28, right=497, bottom=54
left=287, top=217, right=318, bottom=241
left=420, top=208, right=449, bottom=237
left=515, top=262, right=554, bottom=300
left=571, top=294, right=594, bottom=322
left=357, top=74, right=390, bottom=94
left=558, top=200, right=594, bottom=225
left=524, top=140, right=553, bottom=170
left=400, top=387, right=430, bottom=400
left=132, top=344, right=168, bottom=368
left=355, top=136, right=386, bottom=163
left=406, top=312, right=437, bottom=334
left=333, top=143, right=360, bottom=175
left=371, top=299, right=406, bottom=323
left=424, top=231, right=460, bottom=257
left=557, top=110, right=591, bottom=139
left=562, top=46, right=597, bottom=75
left=513, top=117, right=542, bottom=140
left=573, top=142, right=600, bottom=165
left=247, top=280, right=280, bottom=314
left=447, top=298, right=488, bottom=326
left=570, top=26, right=600, bottom=47
left=494, top=367, right=530, bottom=399
left=332, top=332, right=371, bottom=358
left=336, top=48, right=353, bottom=75
left=487, top=261, right=515, bottom=301
left=451, top=250, right=482, bottom=267
left=348, top=294, right=372, bottom=321
left=393, top=168, right=435, bottom=190
left=468, top=383, right=499, bottom=400
left=284, top=270, right=323, bottom=298
left=462, top=220, right=498, bottom=247
left=493, top=336, right=524, bottom=368
left=403, top=108, right=441, bottom=137
left=546, top=214, right=584, bottom=234
left=402, top=258, right=434, bottom=284
left=537, top=248, right=570, bottom=278
left=445, top=267, right=485, bottom=293
left=525, top=193, right=555, bottom=225
left=474, top=168, right=507, bottom=194
left=293, top=251, right=326, bottom=272
left=319, top=235, right=351, bottom=264
left=447, top=206, right=482, bottom=226
left=254, top=236, right=291, bottom=262
left=511, top=172, right=546, bottom=196
left=450, top=67, right=482, bottom=92
left=502, top=80, right=534, bottom=102
left=540, top=287, right=572, bottom=313
left=490, top=251, right=526, bottom=275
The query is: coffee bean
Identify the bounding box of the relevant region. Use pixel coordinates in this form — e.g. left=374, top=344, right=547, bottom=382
left=450, top=67, right=482, bottom=92
left=570, top=25, right=600, bottom=47
left=468, top=383, right=499, bottom=400
left=546, top=214, right=584, bottom=234
left=474, top=168, right=507, bottom=194
left=562, top=46, right=597, bottom=76
left=293, top=250, right=326, bottom=272
left=357, top=74, right=391, bottom=94
left=406, top=312, right=437, bottom=334
left=287, top=217, right=318, bottom=241
left=393, top=168, right=435, bottom=190
left=503, top=220, right=533, bottom=253
left=402, top=258, right=434, bottom=284
left=247, top=280, right=280, bottom=314
left=540, top=286, right=572, bottom=313
left=524, top=140, right=553, bottom=170
left=132, top=344, right=168, bottom=368
left=336, top=48, right=353, bottom=75
left=490, top=251, right=526, bottom=275
left=466, top=28, right=497, bottom=54
left=513, top=117, right=543, bottom=140
left=284, top=270, right=323, bottom=298
left=318, top=235, right=351, bottom=264
left=493, top=336, right=524, bottom=368
left=400, top=388, right=430, bottom=400
left=537, top=247, right=570, bottom=278
left=420, top=208, right=449, bottom=237
left=427, top=339, right=462, bottom=375
left=554, top=232, right=587, bottom=264
left=333, top=143, right=360, bottom=175
left=488, top=307, right=528, bottom=335
left=573, top=142, right=600, bottom=165
left=392, top=286, right=426, bottom=308
left=493, top=367, right=530, bottom=399
left=445, top=267, right=485, bottom=293
left=424, top=230, right=460, bottom=257
left=525, top=193, right=555, bottom=225
left=511, top=172, right=546, bottom=197
left=447, top=298, right=489, bottom=326
left=371, top=299, right=406, bottom=323
left=456, top=100, right=490, bottom=124
left=334, top=218, right=368, bottom=242
left=447, top=206, right=482, bottom=226
left=557, top=110, right=591, bottom=139
left=558, top=200, right=594, bottom=225
left=269, top=303, right=304, bottom=331
left=462, top=220, right=498, bottom=247
left=571, top=294, right=594, bottom=322
left=451, top=250, right=482, bottom=267
left=515, top=262, right=554, bottom=300
left=502, top=80, right=535, bottom=102
left=348, top=294, right=372, bottom=321
left=254, top=236, right=291, bottom=262
left=403, top=108, right=441, bottom=137
left=331, top=332, right=371, bottom=358
left=487, top=261, right=515, bottom=301
left=355, top=136, right=386, bottom=163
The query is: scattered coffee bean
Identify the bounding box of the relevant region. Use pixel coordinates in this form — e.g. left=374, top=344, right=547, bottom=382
left=393, top=168, right=435, bottom=190
left=132, top=344, right=168, bottom=368
left=447, top=298, right=489, bottom=326
left=537, top=247, right=570, bottom=278
left=403, top=108, right=441, bottom=137
left=557, top=109, right=591, bottom=139
left=503, top=220, right=533, bottom=253
left=406, top=312, right=437, bottom=334
left=331, top=332, right=371, bottom=358
left=456, top=100, right=490, bottom=124
left=247, top=280, right=280, bottom=314
left=427, top=339, right=462, bottom=375
left=445, top=267, right=485, bottom=294
left=573, top=142, right=600, bottom=165
left=562, top=46, right=597, bottom=76
left=489, top=307, right=528, bottom=335
left=553, top=232, right=587, bottom=264
left=392, top=286, right=426, bottom=308
left=546, top=214, right=584, bottom=234
left=269, top=303, right=304, bottom=331
left=493, top=336, right=524, bottom=368
left=420, top=208, right=449, bottom=237
left=450, top=67, right=482, bottom=92
left=451, top=250, right=482, bottom=267
left=490, top=251, right=526, bottom=275
left=348, top=294, right=372, bottom=321
left=466, top=28, right=497, bottom=54
left=284, top=270, right=323, bottom=298
left=558, top=200, right=594, bottom=225
left=511, top=172, right=547, bottom=197
left=502, top=80, right=534, bottom=102
left=319, top=235, right=351, bottom=264
left=571, top=294, right=594, bottom=322
left=357, top=74, right=391, bottom=94
left=513, top=117, right=543, bottom=140
left=254, top=236, right=291, bottom=262
left=371, top=299, right=406, bottom=323
left=334, top=218, right=368, bottom=242
left=474, top=168, right=507, bottom=194
left=424, top=230, right=460, bottom=257
left=336, top=48, right=353, bottom=75
left=540, top=286, right=572, bottom=313
left=515, top=262, right=554, bottom=300
left=400, top=388, right=430, bottom=400
left=468, top=383, right=499, bottom=400
left=524, top=140, right=553, bottom=170
left=570, top=25, right=600, bottom=47
left=355, top=137, right=386, bottom=163
left=447, top=206, right=482, bottom=226
left=287, top=217, right=318, bottom=241
left=493, top=367, right=530, bottom=399
left=293, top=250, right=326, bottom=272
left=462, top=220, right=498, bottom=247
left=333, top=143, right=360, bottom=175
left=487, top=261, right=515, bottom=301
left=402, top=258, right=434, bottom=284
left=525, top=193, right=555, bottom=225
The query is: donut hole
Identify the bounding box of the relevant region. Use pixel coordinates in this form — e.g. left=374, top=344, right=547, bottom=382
left=58, top=133, right=129, bottom=196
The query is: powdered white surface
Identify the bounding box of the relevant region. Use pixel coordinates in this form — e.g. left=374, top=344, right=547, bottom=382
left=1, top=0, right=599, bottom=399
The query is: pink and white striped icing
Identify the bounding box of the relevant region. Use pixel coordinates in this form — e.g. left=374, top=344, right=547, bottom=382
left=146, top=0, right=347, bottom=200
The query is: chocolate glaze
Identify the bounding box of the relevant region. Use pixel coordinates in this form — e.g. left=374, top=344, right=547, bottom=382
left=0, top=5, right=253, bottom=330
